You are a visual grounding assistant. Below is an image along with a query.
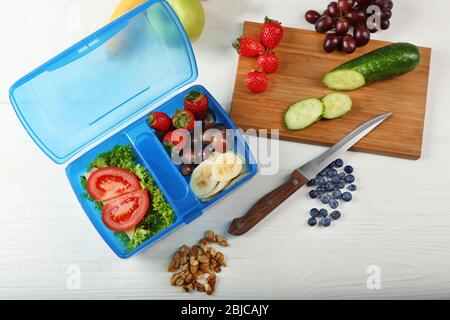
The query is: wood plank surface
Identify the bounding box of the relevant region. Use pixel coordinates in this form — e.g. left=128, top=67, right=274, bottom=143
left=230, top=22, right=432, bottom=159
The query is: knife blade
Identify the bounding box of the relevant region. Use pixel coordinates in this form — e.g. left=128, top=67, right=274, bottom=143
left=228, top=112, right=392, bottom=236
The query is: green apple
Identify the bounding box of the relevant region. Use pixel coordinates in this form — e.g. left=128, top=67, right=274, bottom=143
left=167, top=0, right=205, bottom=43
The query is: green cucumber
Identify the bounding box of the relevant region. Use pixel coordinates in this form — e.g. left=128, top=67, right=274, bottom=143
left=323, top=43, right=421, bottom=91
left=284, top=98, right=324, bottom=130
left=322, top=93, right=352, bottom=119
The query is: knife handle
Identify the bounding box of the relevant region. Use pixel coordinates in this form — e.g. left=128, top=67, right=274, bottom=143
left=228, top=170, right=308, bottom=236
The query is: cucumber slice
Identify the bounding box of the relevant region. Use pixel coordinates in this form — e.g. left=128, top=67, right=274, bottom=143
left=284, top=98, right=324, bottom=130
left=323, top=70, right=365, bottom=91
left=323, top=43, right=421, bottom=91
left=322, top=93, right=352, bottom=119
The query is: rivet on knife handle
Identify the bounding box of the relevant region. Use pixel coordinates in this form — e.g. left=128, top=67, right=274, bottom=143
left=228, top=170, right=308, bottom=236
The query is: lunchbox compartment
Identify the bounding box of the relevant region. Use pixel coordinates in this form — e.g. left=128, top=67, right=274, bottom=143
left=66, top=130, right=186, bottom=258
left=137, top=85, right=258, bottom=206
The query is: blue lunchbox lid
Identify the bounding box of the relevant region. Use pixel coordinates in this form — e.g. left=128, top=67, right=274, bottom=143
left=9, top=0, right=198, bottom=164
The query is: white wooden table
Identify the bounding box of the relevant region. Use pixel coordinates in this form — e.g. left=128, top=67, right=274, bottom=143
left=0, top=0, right=449, bottom=299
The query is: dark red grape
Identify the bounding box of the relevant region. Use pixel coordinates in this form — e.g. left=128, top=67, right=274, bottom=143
left=355, top=0, right=372, bottom=9
left=385, top=0, right=393, bottom=10
left=374, top=0, right=389, bottom=7
left=315, top=16, right=334, bottom=33
left=305, top=10, right=321, bottom=24
left=381, top=19, right=390, bottom=30
left=353, top=24, right=370, bottom=46
left=201, top=110, right=216, bottom=131
left=180, top=164, right=194, bottom=176
left=345, top=9, right=366, bottom=25
left=381, top=9, right=392, bottom=21
left=214, top=124, right=227, bottom=137
left=322, top=9, right=331, bottom=17
left=323, top=33, right=340, bottom=53
left=337, top=0, right=355, bottom=13
left=342, top=35, right=357, bottom=53
left=327, top=2, right=340, bottom=18
left=335, top=18, right=351, bottom=35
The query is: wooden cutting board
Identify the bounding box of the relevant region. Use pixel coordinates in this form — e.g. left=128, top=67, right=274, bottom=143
left=230, top=22, right=432, bottom=159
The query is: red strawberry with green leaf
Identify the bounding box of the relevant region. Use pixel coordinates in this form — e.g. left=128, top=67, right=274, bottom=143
left=256, top=52, right=279, bottom=74
left=163, top=129, right=190, bottom=153
left=233, top=36, right=265, bottom=57
left=245, top=70, right=268, bottom=94
left=184, top=89, right=209, bottom=118
left=172, top=109, right=195, bottom=131
left=260, top=17, right=284, bottom=50
left=148, top=111, right=172, bottom=133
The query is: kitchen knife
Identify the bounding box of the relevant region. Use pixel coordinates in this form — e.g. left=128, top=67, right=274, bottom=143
left=228, top=112, right=392, bottom=236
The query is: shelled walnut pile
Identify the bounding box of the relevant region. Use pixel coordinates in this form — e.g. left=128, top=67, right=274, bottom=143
left=168, top=230, right=229, bottom=295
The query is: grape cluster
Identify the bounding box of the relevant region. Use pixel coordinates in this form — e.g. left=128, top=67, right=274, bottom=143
left=305, top=0, right=394, bottom=54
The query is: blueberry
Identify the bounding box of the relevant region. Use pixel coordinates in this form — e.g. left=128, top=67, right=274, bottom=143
left=339, top=172, right=346, bottom=179
left=327, top=162, right=335, bottom=169
left=319, top=170, right=327, bottom=177
left=316, top=177, right=326, bottom=185
left=320, top=217, right=331, bottom=227
left=334, top=159, right=344, bottom=167
left=348, top=184, right=357, bottom=192
left=325, top=182, right=335, bottom=191
left=308, top=218, right=317, bottom=227
left=341, top=192, right=353, bottom=202
left=319, top=208, right=328, bottom=217
left=317, top=186, right=326, bottom=192
left=329, top=169, right=338, bottom=176
left=332, top=190, right=342, bottom=199
left=316, top=190, right=324, bottom=197
left=344, top=165, right=354, bottom=174
left=338, top=181, right=346, bottom=189
left=310, top=208, right=319, bottom=218
left=329, top=199, right=339, bottom=209
left=331, top=210, right=341, bottom=220
left=309, top=190, right=318, bottom=199
left=344, top=175, right=355, bottom=184
left=320, top=194, right=331, bottom=204
left=307, top=179, right=316, bottom=187
left=331, top=175, right=341, bottom=183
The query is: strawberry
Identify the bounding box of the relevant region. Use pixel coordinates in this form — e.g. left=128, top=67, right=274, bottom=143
left=163, top=129, right=190, bottom=153
left=233, top=36, right=265, bottom=57
left=256, top=52, right=279, bottom=74
left=245, top=70, right=268, bottom=94
left=172, top=109, right=195, bottom=131
left=148, top=112, right=172, bottom=133
left=260, top=16, right=284, bottom=50
left=184, top=89, right=209, bottom=118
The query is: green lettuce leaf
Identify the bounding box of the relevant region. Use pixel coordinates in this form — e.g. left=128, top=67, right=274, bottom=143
left=80, top=145, right=175, bottom=252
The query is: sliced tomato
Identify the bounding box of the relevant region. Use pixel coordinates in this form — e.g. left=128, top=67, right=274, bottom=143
left=102, top=189, right=150, bottom=232
left=86, top=167, right=141, bottom=201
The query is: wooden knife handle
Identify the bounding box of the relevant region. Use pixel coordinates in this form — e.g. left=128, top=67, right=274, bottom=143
left=228, top=170, right=308, bottom=236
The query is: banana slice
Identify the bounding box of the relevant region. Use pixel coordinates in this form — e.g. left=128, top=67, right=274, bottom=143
left=225, top=172, right=248, bottom=189
left=190, top=160, right=217, bottom=197
left=212, top=152, right=244, bottom=182
left=199, top=180, right=229, bottom=199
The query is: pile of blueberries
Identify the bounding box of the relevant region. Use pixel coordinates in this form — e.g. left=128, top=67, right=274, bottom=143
left=306, top=158, right=357, bottom=227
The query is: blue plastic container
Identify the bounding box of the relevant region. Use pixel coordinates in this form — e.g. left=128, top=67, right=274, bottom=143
left=9, top=0, right=258, bottom=258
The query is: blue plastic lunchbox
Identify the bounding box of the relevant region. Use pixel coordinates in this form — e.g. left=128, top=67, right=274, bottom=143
left=9, top=0, right=258, bottom=258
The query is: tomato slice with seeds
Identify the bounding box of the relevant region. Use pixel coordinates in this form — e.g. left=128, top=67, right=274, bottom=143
left=102, top=189, right=150, bottom=232
left=86, top=167, right=141, bottom=201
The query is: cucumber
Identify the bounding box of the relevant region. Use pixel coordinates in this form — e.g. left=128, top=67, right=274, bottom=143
left=323, top=43, right=421, bottom=91
left=322, top=93, right=352, bottom=119
left=284, top=98, right=324, bottom=130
